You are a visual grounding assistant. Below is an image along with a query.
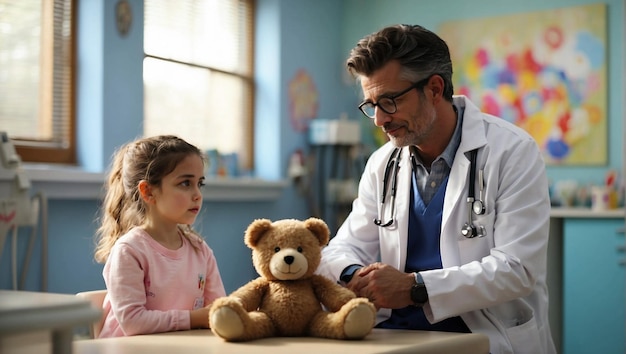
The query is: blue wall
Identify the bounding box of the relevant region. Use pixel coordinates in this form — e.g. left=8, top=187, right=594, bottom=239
left=1, top=0, right=623, bottom=296
left=0, top=0, right=333, bottom=294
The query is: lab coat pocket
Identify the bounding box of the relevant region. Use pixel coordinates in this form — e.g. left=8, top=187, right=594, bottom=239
left=487, top=300, right=540, bottom=354
left=505, top=314, right=540, bottom=354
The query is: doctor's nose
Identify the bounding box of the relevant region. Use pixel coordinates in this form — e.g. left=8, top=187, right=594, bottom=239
left=373, top=108, right=392, bottom=127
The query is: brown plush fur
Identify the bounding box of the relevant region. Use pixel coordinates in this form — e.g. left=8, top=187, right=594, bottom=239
left=209, top=218, right=376, bottom=341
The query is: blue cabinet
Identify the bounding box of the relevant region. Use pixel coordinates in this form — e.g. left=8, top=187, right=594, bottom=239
left=563, top=218, right=625, bottom=354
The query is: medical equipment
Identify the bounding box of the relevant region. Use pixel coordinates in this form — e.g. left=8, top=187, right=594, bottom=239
left=0, top=132, right=48, bottom=290
left=374, top=147, right=486, bottom=238
left=309, top=116, right=365, bottom=232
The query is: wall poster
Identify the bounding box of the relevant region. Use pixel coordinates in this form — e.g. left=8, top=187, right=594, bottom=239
left=289, top=68, right=319, bottom=133
left=439, top=4, right=607, bottom=165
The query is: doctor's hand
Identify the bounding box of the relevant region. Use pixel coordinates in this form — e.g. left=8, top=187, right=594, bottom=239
left=346, top=262, right=415, bottom=310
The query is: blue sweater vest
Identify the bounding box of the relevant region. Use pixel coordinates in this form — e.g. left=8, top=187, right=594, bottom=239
left=377, top=174, right=470, bottom=332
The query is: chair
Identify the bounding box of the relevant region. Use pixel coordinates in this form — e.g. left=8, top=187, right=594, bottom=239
left=76, top=289, right=108, bottom=338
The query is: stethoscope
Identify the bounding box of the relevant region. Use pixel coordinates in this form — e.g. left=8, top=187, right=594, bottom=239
left=374, top=147, right=486, bottom=238
left=461, top=149, right=486, bottom=238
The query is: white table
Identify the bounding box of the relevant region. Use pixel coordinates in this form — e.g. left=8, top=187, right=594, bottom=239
left=73, top=328, right=490, bottom=354
left=0, top=290, right=101, bottom=354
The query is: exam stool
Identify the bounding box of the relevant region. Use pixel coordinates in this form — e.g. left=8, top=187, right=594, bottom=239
left=76, top=289, right=108, bottom=339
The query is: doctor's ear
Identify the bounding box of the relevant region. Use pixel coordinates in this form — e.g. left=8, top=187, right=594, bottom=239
left=426, top=74, right=445, bottom=103
left=138, top=180, right=155, bottom=203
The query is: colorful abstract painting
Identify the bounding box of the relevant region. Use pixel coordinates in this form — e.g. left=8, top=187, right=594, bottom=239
left=439, top=4, right=607, bottom=165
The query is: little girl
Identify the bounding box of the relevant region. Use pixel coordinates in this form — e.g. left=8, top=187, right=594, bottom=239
left=94, top=135, right=226, bottom=338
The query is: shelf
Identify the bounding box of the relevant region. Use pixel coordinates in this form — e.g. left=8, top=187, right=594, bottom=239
left=550, top=207, right=625, bottom=219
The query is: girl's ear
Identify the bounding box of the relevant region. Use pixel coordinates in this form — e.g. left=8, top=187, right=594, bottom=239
left=138, top=180, right=154, bottom=203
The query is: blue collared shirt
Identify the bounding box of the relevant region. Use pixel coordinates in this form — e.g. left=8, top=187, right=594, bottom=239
left=412, top=105, right=463, bottom=204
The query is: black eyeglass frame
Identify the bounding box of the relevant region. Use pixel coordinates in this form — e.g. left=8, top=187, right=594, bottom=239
left=358, top=76, right=433, bottom=119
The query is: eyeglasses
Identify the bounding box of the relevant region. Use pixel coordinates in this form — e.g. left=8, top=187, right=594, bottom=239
left=358, top=76, right=432, bottom=119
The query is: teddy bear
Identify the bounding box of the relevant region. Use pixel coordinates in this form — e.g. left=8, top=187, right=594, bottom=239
left=209, top=217, right=376, bottom=342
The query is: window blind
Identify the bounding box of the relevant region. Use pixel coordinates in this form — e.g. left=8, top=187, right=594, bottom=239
left=0, top=0, right=75, bottom=163
left=143, top=0, right=255, bottom=172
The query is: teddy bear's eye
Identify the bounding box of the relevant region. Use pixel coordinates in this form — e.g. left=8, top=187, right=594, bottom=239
left=297, top=246, right=303, bottom=253
left=274, top=247, right=280, bottom=253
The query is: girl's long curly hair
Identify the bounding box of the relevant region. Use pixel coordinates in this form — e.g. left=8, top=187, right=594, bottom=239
left=94, top=135, right=205, bottom=263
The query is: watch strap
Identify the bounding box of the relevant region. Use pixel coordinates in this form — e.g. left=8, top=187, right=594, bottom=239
left=339, top=264, right=362, bottom=284
left=414, top=271, right=424, bottom=284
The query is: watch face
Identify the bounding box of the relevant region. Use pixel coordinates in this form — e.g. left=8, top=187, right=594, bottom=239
left=411, top=283, right=428, bottom=305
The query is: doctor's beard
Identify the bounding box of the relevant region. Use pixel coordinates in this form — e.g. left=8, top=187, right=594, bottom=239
left=386, top=104, right=437, bottom=148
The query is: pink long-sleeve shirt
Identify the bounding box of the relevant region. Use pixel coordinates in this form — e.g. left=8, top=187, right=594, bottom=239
left=99, top=227, right=226, bottom=338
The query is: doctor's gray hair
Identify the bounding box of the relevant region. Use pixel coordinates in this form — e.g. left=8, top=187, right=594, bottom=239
left=346, top=24, right=454, bottom=101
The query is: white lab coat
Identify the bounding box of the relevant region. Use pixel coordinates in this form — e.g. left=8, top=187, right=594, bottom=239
left=318, top=96, right=556, bottom=354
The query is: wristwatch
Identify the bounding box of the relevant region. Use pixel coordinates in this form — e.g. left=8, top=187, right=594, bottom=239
left=410, top=272, right=428, bottom=307
left=339, top=264, right=362, bottom=285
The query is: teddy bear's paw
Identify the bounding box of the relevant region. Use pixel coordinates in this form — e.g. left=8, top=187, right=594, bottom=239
left=210, top=306, right=244, bottom=340
left=343, top=302, right=376, bottom=339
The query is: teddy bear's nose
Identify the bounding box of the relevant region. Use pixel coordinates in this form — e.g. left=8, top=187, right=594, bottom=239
left=284, top=256, right=294, bottom=265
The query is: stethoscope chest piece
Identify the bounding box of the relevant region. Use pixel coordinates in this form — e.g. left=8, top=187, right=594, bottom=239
left=472, top=200, right=485, bottom=215
left=461, top=221, right=486, bottom=238
left=461, top=223, right=475, bottom=238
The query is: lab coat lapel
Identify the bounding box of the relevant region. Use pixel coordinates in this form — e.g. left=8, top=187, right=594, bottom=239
left=440, top=149, right=470, bottom=266
left=379, top=146, right=413, bottom=272
left=440, top=96, right=488, bottom=266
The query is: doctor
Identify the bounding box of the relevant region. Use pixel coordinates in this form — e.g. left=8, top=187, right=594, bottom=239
left=317, top=24, right=556, bottom=354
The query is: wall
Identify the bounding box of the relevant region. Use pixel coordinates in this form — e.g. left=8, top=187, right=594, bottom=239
left=0, top=0, right=345, bottom=294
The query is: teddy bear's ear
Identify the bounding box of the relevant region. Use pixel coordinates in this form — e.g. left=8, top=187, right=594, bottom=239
left=303, top=217, right=330, bottom=246
left=244, top=218, right=273, bottom=248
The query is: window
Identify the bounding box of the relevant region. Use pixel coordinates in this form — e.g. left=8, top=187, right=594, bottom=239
left=0, top=0, right=76, bottom=164
left=143, top=0, right=255, bottom=172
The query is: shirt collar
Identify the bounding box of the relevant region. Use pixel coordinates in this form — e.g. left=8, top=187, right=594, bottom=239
left=413, top=104, right=463, bottom=169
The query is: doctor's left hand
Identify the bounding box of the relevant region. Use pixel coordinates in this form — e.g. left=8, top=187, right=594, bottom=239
left=347, top=262, right=415, bottom=309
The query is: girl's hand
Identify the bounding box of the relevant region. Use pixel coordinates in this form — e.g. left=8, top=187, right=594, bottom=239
left=190, top=306, right=211, bottom=329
